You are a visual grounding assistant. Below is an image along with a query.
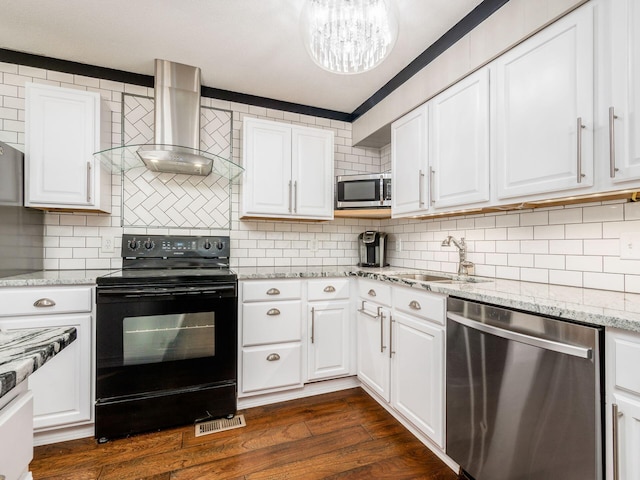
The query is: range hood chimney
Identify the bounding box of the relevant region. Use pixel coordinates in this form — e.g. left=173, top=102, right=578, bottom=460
left=136, top=59, right=213, bottom=176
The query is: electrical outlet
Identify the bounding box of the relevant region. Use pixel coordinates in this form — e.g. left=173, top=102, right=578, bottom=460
left=309, top=238, right=318, bottom=252
left=620, top=232, right=640, bottom=259
left=101, top=236, right=115, bottom=253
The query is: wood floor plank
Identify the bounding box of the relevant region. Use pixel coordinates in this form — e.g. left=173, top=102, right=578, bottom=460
left=30, top=388, right=458, bottom=480
left=170, top=426, right=372, bottom=480
left=99, top=421, right=313, bottom=480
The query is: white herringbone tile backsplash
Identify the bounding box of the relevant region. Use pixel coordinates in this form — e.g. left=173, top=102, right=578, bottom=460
left=1, top=60, right=640, bottom=293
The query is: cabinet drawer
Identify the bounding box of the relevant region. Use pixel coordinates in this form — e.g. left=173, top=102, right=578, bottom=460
left=242, top=343, right=302, bottom=393
left=358, top=279, right=391, bottom=306
left=242, top=301, right=302, bottom=346
left=611, top=334, right=640, bottom=396
left=393, top=286, right=446, bottom=326
left=0, top=286, right=93, bottom=317
left=242, top=280, right=302, bottom=302
left=0, top=389, right=33, bottom=480
left=308, top=278, right=350, bottom=301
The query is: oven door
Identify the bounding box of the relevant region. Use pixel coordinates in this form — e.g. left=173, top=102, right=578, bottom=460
left=96, top=283, right=237, bottom=401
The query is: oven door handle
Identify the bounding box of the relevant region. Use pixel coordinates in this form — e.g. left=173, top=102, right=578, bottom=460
left=98, top=285, right=236, bottom=298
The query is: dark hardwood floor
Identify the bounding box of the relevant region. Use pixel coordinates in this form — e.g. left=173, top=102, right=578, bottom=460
left=31, top=387, right=458, bottom=479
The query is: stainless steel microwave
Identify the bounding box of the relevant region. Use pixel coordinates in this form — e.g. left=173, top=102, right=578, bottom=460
left=335, top=173, right=391, bottom=209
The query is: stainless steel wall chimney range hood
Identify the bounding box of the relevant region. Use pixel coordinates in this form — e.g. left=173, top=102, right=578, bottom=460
left=94, top=59, right=243, bottom=180
left=137, top=59, right=211, bottom=176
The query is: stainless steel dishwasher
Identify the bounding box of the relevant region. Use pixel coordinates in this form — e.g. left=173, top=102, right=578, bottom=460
left=446, top=297, right=603, bottom=480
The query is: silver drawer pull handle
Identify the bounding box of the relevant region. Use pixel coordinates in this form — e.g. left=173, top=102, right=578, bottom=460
left=33, top=298, right=56, bottom=308
left=266, top=288, right=280, bottom=296
left=266, top=308, right=281, bottom=316
left=367, top=289, right=376, bottom=297
left=266, top=353, right=281, bottom=362
left=409, top=300, right=421, bottom=310
left=323, top=285, right=336, bottom=293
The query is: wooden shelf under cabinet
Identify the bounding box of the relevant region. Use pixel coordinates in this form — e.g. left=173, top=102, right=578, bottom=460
left=333, top=208, right=391, bottom=219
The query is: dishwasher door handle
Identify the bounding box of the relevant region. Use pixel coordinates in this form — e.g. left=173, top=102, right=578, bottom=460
left=446, top=312, right=592, bottom=359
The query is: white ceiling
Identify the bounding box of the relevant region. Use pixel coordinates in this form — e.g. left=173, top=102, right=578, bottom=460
left=0, top=0, right=483, bottom=114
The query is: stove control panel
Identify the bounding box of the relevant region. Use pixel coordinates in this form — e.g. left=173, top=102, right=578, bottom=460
left=122, top=234, right=230, bottom=258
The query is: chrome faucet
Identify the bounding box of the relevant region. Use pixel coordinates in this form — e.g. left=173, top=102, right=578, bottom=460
left=441, top=235, right=474, bottom=276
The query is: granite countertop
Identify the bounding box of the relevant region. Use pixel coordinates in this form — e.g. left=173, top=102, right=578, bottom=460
left=2, top=266, right=639, bottom=333
left=0, top=327, right=77, bottom=399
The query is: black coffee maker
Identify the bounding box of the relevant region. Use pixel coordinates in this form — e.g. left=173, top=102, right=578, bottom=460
left=358, top=231, right=389, bottom=267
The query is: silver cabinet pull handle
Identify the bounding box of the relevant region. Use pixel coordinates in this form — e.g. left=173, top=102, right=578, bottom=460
left=323, top=285, right=336, bottom=293
left=86, top=161, right=92, bottom=202
left=409, top=300, right=421, bottom=310
left=380, top=308, right=386, bottom=353
left=609, top=107, right=619, bottom=178
left=613, top=403, right=622, bottom=480
left=266, top=288, right=280, bottom=296
left=266, top=353, right=280, bottom=362
left=367, top=289, right=376, bottom=297
left=33, top=298, right=56, bottom=308
left=288, top=180, right=293, bottom=213
left=358, top=300, right=380, bottom=319
left=418, top=169, right=425, bottom=207
left=266, top=308, right=280, bottom=316
left=576, top=117, right=586, bottom=183
left=293, top=180, right=298, bottom=213
left=429, top=167, right=435, bottom=204
left=310, top=307, right=315, bottom=344
left=390, top=315, right=395, bottom=358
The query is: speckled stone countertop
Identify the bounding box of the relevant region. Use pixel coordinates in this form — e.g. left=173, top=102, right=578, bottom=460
left=0, top=327, right=77, bottom=399
left=2, top=267, right=639, bottom=332
left=235, top=266, right=640, bottom=333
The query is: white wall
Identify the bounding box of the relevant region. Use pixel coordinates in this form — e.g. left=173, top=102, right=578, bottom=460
left=2, top=60, right=640, bottom=293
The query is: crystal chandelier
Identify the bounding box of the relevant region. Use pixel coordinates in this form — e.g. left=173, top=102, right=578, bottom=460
left=301, top=0, right=398, bottom=75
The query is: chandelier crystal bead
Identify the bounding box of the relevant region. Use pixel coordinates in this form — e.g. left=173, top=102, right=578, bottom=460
left=301, top=0, right=398, bottom=74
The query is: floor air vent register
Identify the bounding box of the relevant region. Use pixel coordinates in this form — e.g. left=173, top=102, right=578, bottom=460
left=195, top=414, right=246, bottom=437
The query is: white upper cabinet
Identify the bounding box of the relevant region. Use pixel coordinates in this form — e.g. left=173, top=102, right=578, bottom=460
left=391, top=104, right=429, bottom=218
left=430, top=68, right=490, bottom=209
left=493, top=5, right=594, bottom=201
left=608, top=0, right=640, bottom=185
left=242, top=117, right=334, bottom=220
left=25, top=83, right=111, bottom=213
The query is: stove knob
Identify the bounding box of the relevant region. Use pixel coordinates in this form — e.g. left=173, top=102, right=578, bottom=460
left=144, top=238, right=154, bottom=250
left=216, top=241, right=225, bottom=250
left=128, top=239, right=139, bottom=251
left=203, top=239, right=212, bottom=250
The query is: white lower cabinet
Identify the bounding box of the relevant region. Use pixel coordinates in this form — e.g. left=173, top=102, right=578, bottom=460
left=239, top=279, right=303, bottom=396
left=307, top=278, right=351, bottom=381
left=0, top=286, right=94, bottom=437
left=607, top=328, right=640, bottom=480
left=391, top=311, right=444, bottom=448
left=0, top=383, right=33, bottom=480
left=356, top=280, right=446, bottom=448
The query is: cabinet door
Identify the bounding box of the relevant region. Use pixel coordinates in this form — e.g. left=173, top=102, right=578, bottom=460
left=391, top=312, right=444, bottom=447
left=356, top=305, right=390, bottom=402
left=610, top=0, right=640, bottom=183
left=0, top=314, right=92, bottom=430
left=494, top=6, right=594, bottom=200
left=291, top=126, right=334, bottom=219
left=308, top=301, right=350, bottom=381
left=25, top=83, right=101, bottom=208
left=612, top=394, right=640, bottom=480
left=242, top=118, right=292, bottom=216
left=430, top=68, right=490, bottom=209
left=391, top=104, right=429, bottom=218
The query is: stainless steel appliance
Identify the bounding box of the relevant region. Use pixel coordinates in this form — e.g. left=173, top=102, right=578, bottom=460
left=95, top=234, right=237, bottom=442
left=0, top=141, right=44, bottom=278
left=358, top=231, right=388, bottom=267
left=336, top=172, right=391, bottom=209
left=446, top=297, right=603, bottom=480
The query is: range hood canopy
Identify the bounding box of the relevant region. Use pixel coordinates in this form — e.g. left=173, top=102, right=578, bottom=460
left=94, top=59, right=243, bottom=180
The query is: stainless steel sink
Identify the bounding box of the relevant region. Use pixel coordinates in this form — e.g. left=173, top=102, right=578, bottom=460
left=395, top=273, right=454, bottom=282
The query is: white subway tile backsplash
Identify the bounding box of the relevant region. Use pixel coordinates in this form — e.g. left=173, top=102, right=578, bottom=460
left=583, top=272, right=624, bottom=292
left=549, top=207, right=583, bottom=224
left=533, top=225, right=564, bottom=240
left=507, top=226, right=533, bottom=240
left=534, top=254, right=565, bottom=270
left=565, top=255, right=602, bottom=272
left=566, top=223, right=602, bottom=239
left=549, top=269, right=583, bottom=287
left=583, top=204, right=624, bottom=223
left=521, top=240, right=549, bottom=254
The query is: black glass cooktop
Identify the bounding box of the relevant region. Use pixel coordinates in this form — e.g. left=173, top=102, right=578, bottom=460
left=97, top=268, right=236, bottom=286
